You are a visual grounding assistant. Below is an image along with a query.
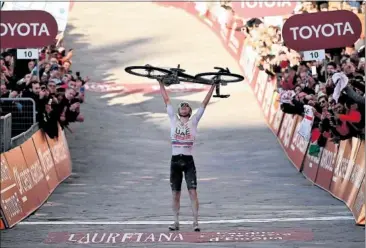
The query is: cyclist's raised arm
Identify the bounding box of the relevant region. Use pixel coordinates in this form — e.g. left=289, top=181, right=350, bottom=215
left=201, top=84, right=216, bottom=108
left=159, top=80, right=175, bottom=120
left=192, top=85, right=215, bottom=125
left=159, top=80, right=171, bottom=106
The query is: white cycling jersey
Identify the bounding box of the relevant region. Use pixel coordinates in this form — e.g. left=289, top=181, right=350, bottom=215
left=167, top=104, right=205, bottom=155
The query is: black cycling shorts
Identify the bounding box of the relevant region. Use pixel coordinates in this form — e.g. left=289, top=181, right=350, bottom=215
left=170, top=154, right=197, bottom=191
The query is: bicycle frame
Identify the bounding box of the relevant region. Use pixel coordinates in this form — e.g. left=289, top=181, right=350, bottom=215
left=125, top=64, right=242, bottom=98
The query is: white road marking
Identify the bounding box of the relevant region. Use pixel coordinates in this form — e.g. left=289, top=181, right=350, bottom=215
left=19, top=216, right=354, bottom=225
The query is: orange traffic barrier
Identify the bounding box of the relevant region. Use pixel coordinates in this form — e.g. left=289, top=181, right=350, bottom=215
left=352, top=176, right=365, bottom=225
left=45, top=127, right=72, bottom=182
left=0, top=154, right=25, bottom=228
left=302, top=142, right=324, bottom=184
left=32, top=130, right=60, bottom=193
left=152, top=1, right=365, bottom=225
left=4, top=146, right=42, bottom=220
left=20, top=135, right=50, bottom=206
left=330, top=138, right=362, bottom=204
left=0, top=125, right=72, bottom=229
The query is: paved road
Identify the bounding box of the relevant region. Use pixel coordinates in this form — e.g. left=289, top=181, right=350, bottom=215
left=1, top=2, right=364, bottom=248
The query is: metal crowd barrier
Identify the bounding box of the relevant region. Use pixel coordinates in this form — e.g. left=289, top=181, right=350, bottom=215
left=0, top=97, right=37, bottom=138
left=0, top=113, right=12, bottom=153
left=10, top=123, right=40, bottom=149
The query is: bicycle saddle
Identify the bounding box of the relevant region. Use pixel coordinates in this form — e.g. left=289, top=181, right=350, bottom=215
left=213, top=94, right=230, bottom=98
left=170, top=64, right=186, bottom=73
left=214, top=67, right=231, bottom=73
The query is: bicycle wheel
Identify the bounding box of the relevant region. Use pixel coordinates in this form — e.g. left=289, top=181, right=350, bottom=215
left=195, top=72, right=244, bottom=84
left=124, top=65, right=172, bottom=78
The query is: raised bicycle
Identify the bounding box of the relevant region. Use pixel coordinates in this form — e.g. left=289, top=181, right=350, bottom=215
left=124, top=64, right=244, bottom=98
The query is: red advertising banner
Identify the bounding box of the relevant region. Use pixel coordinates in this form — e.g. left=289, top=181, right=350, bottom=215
left=261, top=75, right=282, bottom=136
left=0, top=153, right=25, bottom=228
left=302, top=142, right=323, bottom=183
left=239, top=46, right=258, bottom=86
left=59, top=125, right=71, bottom=161
left=225, top=18, right=246, bottom=61
left=282, top=10, right=362, bottom=51
left=3, top=147, right=41, bottom=222
left=20, top=137, right=50, bottom=205
left=45, top=131, right=72, bottom=182
left=277, top=114, right=298, bottom=151
left=351, top=175, right=365, bottom=225
left=232, top=1, right=297, bottom=19
left=32, top=130, right=59, bottom=192
left=253, top=70, right=268, bottom=105
left=330, top=138, right=361, bottom=201
left=46, top=130, right=71, bottom=182
left=344, top=141, right=365, bottom=208
left=261, top=76, right=277, bottom=120
left=268, top=105, right=284, bottom=136
left=287, top=117, right=310, bottom=171
left=0, top=10, right=58, bottom=48
left=315, top=141, right=338, bottom=191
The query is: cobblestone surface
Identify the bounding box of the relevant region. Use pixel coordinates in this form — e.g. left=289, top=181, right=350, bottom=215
left=1, top=2, right=364, bottom=248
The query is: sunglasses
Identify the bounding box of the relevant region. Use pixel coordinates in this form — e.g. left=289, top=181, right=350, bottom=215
left=319, top=100, right=326, bottom=104
left=180, top=103, right=190, bottom=108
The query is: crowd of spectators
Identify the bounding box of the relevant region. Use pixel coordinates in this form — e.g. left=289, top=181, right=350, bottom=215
left=208, top=1, right=365, bottom=148
left=0, top=40, right=87, bottom=138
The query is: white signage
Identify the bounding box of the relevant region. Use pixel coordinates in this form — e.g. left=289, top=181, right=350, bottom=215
left=1, top=23, right=51, bottom=37
left=289, top=22, right=355, bottom=41
left=302, top=49, right=325, bottom=61
left=17, top=48, right=38, bottom=59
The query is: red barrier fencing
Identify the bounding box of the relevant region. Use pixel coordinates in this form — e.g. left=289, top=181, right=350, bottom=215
left=0, top=126, right=72, bottom=229
left=153, top=1, right=365, bottom=225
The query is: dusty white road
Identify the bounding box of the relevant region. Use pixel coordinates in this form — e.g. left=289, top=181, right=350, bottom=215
left=1, top=2, right=364, bottom=247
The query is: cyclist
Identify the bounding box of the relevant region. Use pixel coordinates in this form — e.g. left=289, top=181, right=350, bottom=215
left=159, top=80, right=215, bottom=232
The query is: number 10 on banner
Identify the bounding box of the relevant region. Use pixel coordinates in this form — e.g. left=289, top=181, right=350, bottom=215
left=16, top=48, right=39, bottom=60
left=303, top=49, right=325, bottom=62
